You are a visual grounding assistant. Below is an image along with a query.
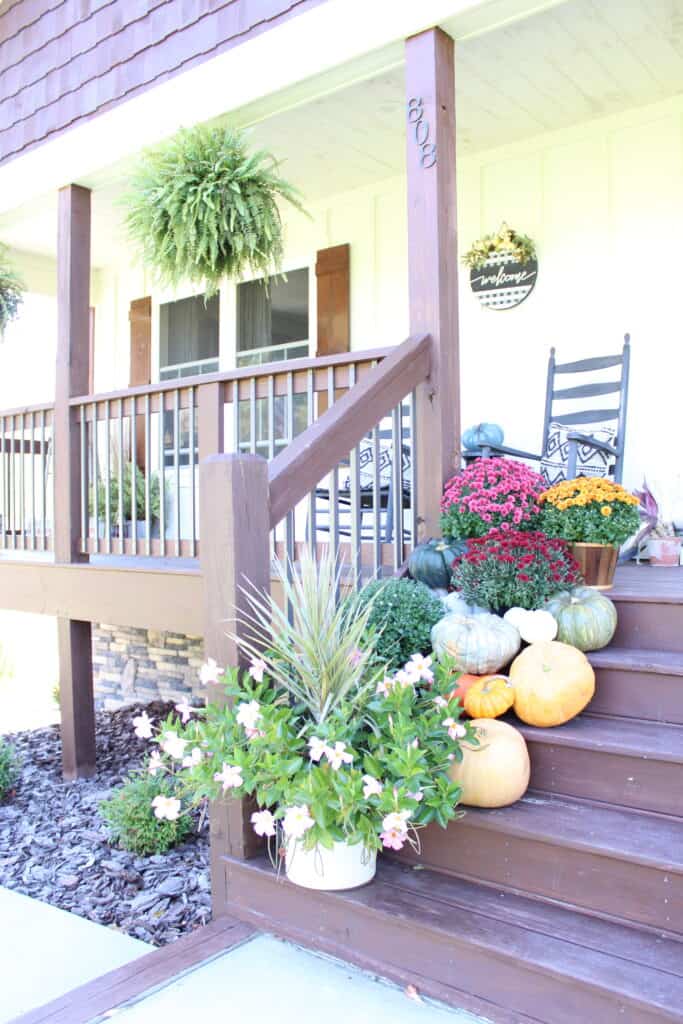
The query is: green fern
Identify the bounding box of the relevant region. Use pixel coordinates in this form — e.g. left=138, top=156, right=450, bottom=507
left=0, top=246, right=24, bottom=335
left=124, top=126, right=306, bottom=294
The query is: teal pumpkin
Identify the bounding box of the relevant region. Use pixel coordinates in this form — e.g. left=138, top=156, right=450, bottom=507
left=408, top=539, right=465, bottom=590
left=544, top=587, right=617, bottom=652
left=462, top=423, right=504, bottom=451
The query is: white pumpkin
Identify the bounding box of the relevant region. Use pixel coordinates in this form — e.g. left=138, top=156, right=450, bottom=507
left=431, top=612, right=521, bottom=675
left=441, top=591, right=489, bottom=617
left=504, top=608, right=558, bottom=644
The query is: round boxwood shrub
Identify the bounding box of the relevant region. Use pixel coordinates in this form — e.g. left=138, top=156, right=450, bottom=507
left=354, top=578, right=445, bottom=672
left=100, top=769, right=192, bottom=856
left=0, top=739, right=19, bottom=802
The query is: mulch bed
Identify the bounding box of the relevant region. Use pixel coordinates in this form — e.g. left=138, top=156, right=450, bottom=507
left=0, top=703, right=211, bottom=946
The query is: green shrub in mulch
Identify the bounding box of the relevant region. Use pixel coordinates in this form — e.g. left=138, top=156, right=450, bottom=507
left=0, top=738, right=20, bottom=802
left=100, top=767, right=193, bottom=856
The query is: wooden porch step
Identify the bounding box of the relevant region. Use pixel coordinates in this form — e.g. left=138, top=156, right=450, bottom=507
left=515, top=713, right=683, bottom=815
left=404, top=794, right=683, bottom=935
left=223, top=855, right=683, bottom=1024
left=610, top=592, right=683, bottom=652
left=588, top=648, right=683, bottom=723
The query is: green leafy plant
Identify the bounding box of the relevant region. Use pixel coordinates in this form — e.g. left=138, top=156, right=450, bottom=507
left=100, top=767, right=193, bottom=856
left=90, top=464, right=161, bottom=524
left=462, top=222, right=536, bottom=270
left=353, top=578, right=445, bottom=673
left=0, top=245, right=25, bottom=335
left=0, top=739, right=20, bottom=802
left=124, top=125, right=306, bottom=294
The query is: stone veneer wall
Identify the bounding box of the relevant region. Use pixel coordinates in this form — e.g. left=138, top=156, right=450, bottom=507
left=93, top=624, right=205, bottom=710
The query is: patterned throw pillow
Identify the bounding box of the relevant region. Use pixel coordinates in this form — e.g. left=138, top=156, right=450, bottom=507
left=540, top=422, right=616, bottom=487
left=342, top=439, right=411, bottom=492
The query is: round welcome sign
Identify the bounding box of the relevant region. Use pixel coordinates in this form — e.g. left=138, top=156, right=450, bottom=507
left=469, top=250, right=538, bottom=310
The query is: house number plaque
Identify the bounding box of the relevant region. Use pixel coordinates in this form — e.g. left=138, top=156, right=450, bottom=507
left=407, top=97, right=436, bottom=168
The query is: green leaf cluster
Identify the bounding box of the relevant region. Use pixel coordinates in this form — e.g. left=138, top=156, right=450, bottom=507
left=0, top=245, right=25, bottom=335
left=0, top=739, right=19, bottom=802
left=90, top=463, right=161, bottom=523
left=124, top=125, right=306, bottom=294
left=99, top=770, right=192, bottom=856
left=539, top=500, right=641, bottom=546
left=353, top=578, right=445, bottom=672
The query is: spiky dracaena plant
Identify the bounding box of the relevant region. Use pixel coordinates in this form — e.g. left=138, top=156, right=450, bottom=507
left=0, top=245, right=24, bottom=335
left=124, top=125, right=305, bottom=294
left=234, top=549, right=382, bottom=724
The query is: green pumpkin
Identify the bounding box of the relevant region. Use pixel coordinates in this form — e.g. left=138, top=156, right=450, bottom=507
left=408, top=538, right=465, bottom=591
left=544, top=586, right=617, bottom=652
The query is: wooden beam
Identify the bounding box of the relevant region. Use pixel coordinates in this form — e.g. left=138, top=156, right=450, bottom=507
left=200, top=454, right=271, bottom=909
left=268, top=333, right=430, bottom=529
left=55, top=183, right=95, bottom=779
left=405, top=28, right=460, bottom=539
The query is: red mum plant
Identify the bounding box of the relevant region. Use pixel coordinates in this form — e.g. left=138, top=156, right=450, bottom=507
left=451, top=528, right=582, bottom=613
left=441, top=458, right=544, bottom=541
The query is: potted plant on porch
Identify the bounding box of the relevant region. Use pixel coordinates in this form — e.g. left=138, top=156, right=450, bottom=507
left=538, top=477, right=641, bottom=588
left=91, top=464, right=161, bottom=540
left=140, top=550, right=474, bottom=891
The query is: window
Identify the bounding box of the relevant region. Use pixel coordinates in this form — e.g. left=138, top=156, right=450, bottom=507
left=159, top=293, right=219, bottom=380
left=236, top=269, right=310, bottom=456
left=236, top=269, right=309, bottom=367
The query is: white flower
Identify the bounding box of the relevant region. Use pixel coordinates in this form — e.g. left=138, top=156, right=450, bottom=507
left=362, top=775, right=383, bottom=799
left=407, top=790, right=423, bottom=802
left=327, top=741, right=353, bottom=771
left=282, top=805, right=315, bottom=839
left=376, top=677, right=394, bottom=697
left=175, top=701, right=195, bottom=725
left=236, top=700, right=262, bottom=732
left=161, top=731, right=188, bottom=760
left=181, top=746, right=203, bottom=769
left=147, top=751, right=164, bottom=776
left=214, top=762, right=243, bottom=793
left=199, top=657, right=223, bottom=687
left=251, top=809, right=276, bottom=837
left=308, top=736, right=330, bottom=763
left=382, top=810, right=411, bottom=835
left=433, top=695, right=448, bottom=709
left=408, top=653, right=434, bottom=684
left=248, top=657, right=267, bottom=683
left=442, top=717, right=467, bottom=741
left=133, top=711, right=154, bottom=740
left=151, top=795, right=181, bottom=821
left=394, top=668, right=416, bottom=689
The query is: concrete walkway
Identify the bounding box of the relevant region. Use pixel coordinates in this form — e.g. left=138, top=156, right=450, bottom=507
left=0, top=887, right=150, bottom=1023
left=107, top=934, right=485, bottom=1024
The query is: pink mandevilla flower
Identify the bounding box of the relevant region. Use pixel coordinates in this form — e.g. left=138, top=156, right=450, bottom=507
left=175, top=701, right=194, bottom=725
left=308, top=736, right=329, bottom=762
left=362, top=774, right=383, bottom=799
left=133, top=711, right=154, bottom=740
left=380, top=828, right=407, bottom=851
left=213, top=763, right=243, bottom=793
left=327, top=741, right=353, bottom=771
left=251, top=809, right=276, bottom=838
left=248, top=657, right=267, bottom=683
left=199, top=658, right=223, bottom=686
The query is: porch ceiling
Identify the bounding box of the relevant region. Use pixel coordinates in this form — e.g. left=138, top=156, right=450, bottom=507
left=2, top=0, right=683, bottom=269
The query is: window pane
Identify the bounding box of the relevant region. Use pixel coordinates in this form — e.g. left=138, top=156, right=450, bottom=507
left=237, top=269, right=308, bottom=353
left=160, top=293, right=219, bottom=370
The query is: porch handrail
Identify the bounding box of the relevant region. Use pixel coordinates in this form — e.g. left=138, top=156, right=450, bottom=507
left=67, top=346, right=393, bottom=408
left=268, top=333, right=431, bottom=529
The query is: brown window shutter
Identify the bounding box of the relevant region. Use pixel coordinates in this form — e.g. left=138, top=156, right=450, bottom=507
left=129, top=297, right=152, bottom=466
left=129, top=297, right=152, bottom=386
left=88, top=307, right=95, bottom=394
left=315, top=244, right=349, bottom=357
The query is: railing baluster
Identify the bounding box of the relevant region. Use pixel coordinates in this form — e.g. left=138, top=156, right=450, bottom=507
left=327, top=366, right=339, bottom=599
left=78, top=407, right=86, bottom=554
left=306, top=368, right=316, bottom=554
left=0, top=415, right=5, bottom=551
left=348, top=364, right=361, bottom=591
left=158, top=395, right=166, bottom=557
left=104, top=399, right=111, bottom=554
left=409, top=389, right=418, bottom=548
left=285, top=509, right=295, bottom=625
left=174, top=387, right=181, bottom=557
left=189, top=386, right=196, bottom=558
left=267, top=375, right=275, bottom=461
left=19, top=412, right=24, bottom=548
left=249, top=377, right=256, bottom=455
left=144, top=394, right=151, bottom=557
left=372, top=425, right=381, bottom=579
left=233, top=380, right=240, bottom=453
left=131, top=396, right=137, bottom=556
left=92, top=403, right=99, bottom=554
left=392, top=403, right=403, bottom=571
left=118, top=399, right=125, bottom=555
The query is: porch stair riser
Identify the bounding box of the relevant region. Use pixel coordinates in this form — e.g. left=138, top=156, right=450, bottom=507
left=588, top=648, right=683, bottom=723
left=611, top=596, right=682, bottom=651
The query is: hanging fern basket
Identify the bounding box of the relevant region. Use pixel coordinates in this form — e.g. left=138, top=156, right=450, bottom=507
left=124, top=125, right=306, bottom=294
left=0, top=245, right=25, bottom=336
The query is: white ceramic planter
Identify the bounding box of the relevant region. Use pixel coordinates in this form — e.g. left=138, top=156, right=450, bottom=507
left=285, top=840, right=376, bottom=891
left=648, top=537, right=682, bottom=566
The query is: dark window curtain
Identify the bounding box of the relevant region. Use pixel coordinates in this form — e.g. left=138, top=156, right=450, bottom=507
left=160, top=294, right=219, bottom=367
left=237, top=281, right=271, bottom=353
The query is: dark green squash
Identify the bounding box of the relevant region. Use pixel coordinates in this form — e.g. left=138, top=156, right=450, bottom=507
left=408, top=539, right=465, bottom=590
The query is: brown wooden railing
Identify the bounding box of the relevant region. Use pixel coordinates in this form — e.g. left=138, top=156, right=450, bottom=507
left=0, top=401, right=54, bottom=553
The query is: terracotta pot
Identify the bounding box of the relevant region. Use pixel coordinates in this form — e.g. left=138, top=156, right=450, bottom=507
left=285, top=840, right=376, bottom=891
left=570, top=543, right=618, bottom=590
left=648, top=537, right=682, bottom=567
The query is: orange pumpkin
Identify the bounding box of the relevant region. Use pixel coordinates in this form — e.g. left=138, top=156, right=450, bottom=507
left=464, top=674, right=514, bottom=719
left=447, top=673, right=481, bottom=707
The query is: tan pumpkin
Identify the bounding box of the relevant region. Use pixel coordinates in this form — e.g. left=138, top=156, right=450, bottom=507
left=449, top=718, right=530, bottom=807
left=464, top=675, right=514, bottom=719
left=510, top=641, right=595, bottom=727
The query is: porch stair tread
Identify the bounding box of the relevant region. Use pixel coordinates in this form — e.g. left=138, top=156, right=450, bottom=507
left=514, top=713, right=683, bottom=762
left=588, top=647, right=683, bottom=673
left=224, top=855, right=683, bottom=1023
left=457, top=793, right=683, bottom=873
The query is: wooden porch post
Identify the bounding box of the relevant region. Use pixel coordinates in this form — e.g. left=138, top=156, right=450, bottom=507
left=405, top=28, right=460, bottom=540
left=199, top=444, right=270, bottom=915
left=55, top=184, right=96, bottom=780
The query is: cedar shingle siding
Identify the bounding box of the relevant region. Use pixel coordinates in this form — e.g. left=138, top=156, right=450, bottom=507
left=0, top=0, right=324, bottom=167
